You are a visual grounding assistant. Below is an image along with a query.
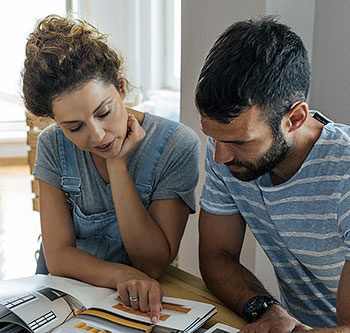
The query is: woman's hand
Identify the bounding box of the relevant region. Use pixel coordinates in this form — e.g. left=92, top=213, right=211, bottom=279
left=111, top=113, right=146, bottom=163
left=116, top=266, right=163, bottom=324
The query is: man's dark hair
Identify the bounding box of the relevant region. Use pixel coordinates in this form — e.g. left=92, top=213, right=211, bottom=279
left=195, top=17, right=311, bottom=133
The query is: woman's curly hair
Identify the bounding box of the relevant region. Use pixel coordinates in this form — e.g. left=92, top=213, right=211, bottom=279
left=22, top=15, right=127, bottom=118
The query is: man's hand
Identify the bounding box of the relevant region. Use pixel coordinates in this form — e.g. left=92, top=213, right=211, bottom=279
left=239, top=305, right=311, bottom=333
left=116, top=266, right=163, bottom=324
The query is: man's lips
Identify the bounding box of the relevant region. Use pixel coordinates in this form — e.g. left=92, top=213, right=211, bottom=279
left=227, top=164, right=245, bottom=172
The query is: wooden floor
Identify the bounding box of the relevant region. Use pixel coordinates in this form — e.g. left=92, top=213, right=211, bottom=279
left=0, top=164, right=41, bottom=279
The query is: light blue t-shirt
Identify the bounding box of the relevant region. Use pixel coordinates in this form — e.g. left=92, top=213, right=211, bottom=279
left=200, top=120, right=350, bottom=328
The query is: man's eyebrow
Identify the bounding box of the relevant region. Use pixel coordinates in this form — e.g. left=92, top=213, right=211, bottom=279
left=201, top=129, right=251, bottom=144
left=59, top=97, right=111, bottom=124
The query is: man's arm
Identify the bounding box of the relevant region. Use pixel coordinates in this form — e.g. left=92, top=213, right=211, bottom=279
left=199, top=209, right=268, bottom=314
left=199, top=209, right=309, bottom=332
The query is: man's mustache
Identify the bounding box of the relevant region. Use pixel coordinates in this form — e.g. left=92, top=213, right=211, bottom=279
left=225, top=159, right=249, bottom=168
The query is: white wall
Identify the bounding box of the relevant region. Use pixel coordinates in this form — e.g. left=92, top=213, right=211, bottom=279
left=309, top=0, right=350, bottom=124
left=179, top=0, right=265, bottom=278
left=85, top=0, right=165, bottom=98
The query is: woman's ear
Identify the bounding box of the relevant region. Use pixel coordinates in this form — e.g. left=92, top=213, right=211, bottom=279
left=284, top=102, right=309, bottom=133
left=119, top=78, right=127, bottom=99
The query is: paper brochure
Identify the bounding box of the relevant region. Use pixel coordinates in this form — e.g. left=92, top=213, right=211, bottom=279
left=0, top=275, right=216, bottom=333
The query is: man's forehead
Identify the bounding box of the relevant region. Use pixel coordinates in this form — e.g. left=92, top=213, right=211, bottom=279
left=200, top=108, right=266, bottom=139
left=200, top=109, right=255, bottom=128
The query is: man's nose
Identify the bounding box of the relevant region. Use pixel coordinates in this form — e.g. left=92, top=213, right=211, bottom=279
left=214, top=142, right=235, bottom=164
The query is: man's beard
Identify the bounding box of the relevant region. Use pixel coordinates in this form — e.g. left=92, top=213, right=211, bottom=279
left=225, top=131, right=291, bottom=182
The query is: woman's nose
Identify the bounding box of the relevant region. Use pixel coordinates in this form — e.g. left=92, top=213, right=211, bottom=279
left=89, top=124, right=105, bottom=144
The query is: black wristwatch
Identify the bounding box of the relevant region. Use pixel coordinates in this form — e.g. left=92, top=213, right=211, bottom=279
left=243, top=295, right=281, bottom=322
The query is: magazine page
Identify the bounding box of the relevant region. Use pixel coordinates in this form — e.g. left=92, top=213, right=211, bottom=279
left=0, top=276, right=216, bottom=333
left=52, top=315, right=146, bottom=333
left=205, top=323, right=239, bottom=333
left=0, top=286, right=73, bottom=332
left=0, top=275, right=115, bottom=333
left=43, top=275, right=115, bottom=309
left=0, top=304, right=33, bottom=332
left=0, top=275, right=115, bottom=309
left=91, top=293, right=216, bottom=332
left=0, top=275, right=51, bottom=299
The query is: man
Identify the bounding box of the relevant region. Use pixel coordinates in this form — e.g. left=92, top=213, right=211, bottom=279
left=196, top=17, right=350, bottom=332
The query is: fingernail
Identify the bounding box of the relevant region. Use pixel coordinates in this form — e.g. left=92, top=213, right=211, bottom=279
left=151, top=316, right=158, bottom=323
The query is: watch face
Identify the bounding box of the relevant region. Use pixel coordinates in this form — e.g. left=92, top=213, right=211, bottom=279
left=244, top=296, right=280, bottom=322
left=243, top=296, right=271, bottom=322
left=246, top=296, right=267, bottom=312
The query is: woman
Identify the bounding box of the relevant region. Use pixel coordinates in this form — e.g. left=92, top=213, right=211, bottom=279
left=22, top=15, right=200, bottom=323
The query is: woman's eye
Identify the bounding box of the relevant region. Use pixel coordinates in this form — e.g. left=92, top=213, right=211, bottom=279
left=69, top=124, right=83, bottom=133
left=98, top=109, right=111, bottom=118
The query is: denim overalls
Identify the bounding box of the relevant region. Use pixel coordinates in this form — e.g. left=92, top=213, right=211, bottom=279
left=36, top=118, right=180, bottom=274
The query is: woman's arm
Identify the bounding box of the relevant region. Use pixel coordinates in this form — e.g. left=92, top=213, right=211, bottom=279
left=107, top=115, right=191, bottom=278
left=108, top=161, right=189, bottom=277
left=39, top=179, right=162, bottom=322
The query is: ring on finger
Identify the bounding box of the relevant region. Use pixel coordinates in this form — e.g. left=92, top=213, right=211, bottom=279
left=129, top=295, right=139, bottom=302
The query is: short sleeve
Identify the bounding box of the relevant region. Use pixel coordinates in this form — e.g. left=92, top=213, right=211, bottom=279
left=338, top=176, right=350, bottom=261
left=151, top=124, right=200, bottom=213
left=200, top=137, right=238, bottom=215
left=32, top=124, right=62, bottom=188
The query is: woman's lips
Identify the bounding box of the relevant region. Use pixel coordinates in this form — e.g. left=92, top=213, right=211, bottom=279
left=95, top=139, right=114, bottom=152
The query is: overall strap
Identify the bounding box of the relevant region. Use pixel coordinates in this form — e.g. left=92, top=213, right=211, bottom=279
left=135, top=119, right=180, bottom=186
left=56, top=125, right=81, bottom=194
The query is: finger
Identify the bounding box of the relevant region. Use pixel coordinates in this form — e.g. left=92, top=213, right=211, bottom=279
left=137, top=288, right=150, bottom=313
left=127, top=283, right=140, bottom=310
left=293, top=324, right=312, bottom=332
left=117, top=284, right=130, bottom=307
left=125, top=115, right=134, bottom=136
left=129, top=294, right=140, bottom=309
left=128, top=114, right=137, bottom=129
left=128, top=294, right=140, bottom=310
left=148, top=283, right=163, bottom=324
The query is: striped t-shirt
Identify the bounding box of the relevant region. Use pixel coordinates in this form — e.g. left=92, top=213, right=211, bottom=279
left=200, top=121, right=350, bottom=328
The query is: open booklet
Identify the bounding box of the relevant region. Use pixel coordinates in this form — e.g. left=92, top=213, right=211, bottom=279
left=204, top=323, right=239, bottom=333
left=0, top=275, right=216, bottom=333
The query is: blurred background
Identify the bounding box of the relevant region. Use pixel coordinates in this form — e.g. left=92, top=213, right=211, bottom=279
left=1, top=0, right=350, bottom=301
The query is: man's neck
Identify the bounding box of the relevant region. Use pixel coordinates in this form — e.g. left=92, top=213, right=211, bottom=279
left=269, top=116, right=325, bottom=186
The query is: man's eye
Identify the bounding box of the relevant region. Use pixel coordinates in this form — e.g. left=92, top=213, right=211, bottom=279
left=69, top=124, right=83, bottom=133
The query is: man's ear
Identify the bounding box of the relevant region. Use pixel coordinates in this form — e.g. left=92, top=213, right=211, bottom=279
left=284, top=102, right=309, bottom=133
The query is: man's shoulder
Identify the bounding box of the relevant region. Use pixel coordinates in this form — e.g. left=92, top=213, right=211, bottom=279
left=318, top=123, right=350, bottom=151
left=323, top=122, right=350, bottom=139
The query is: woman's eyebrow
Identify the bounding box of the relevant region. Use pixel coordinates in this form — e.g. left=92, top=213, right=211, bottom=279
left=59, top=97, right=111, bottom=124
left=92, top=96, right=111, bottom=114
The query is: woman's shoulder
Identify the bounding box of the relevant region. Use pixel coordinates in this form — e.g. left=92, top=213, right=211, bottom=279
left=38, top=122, right=59, bottom=141
left=143, top=112, right=200, bottom=146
